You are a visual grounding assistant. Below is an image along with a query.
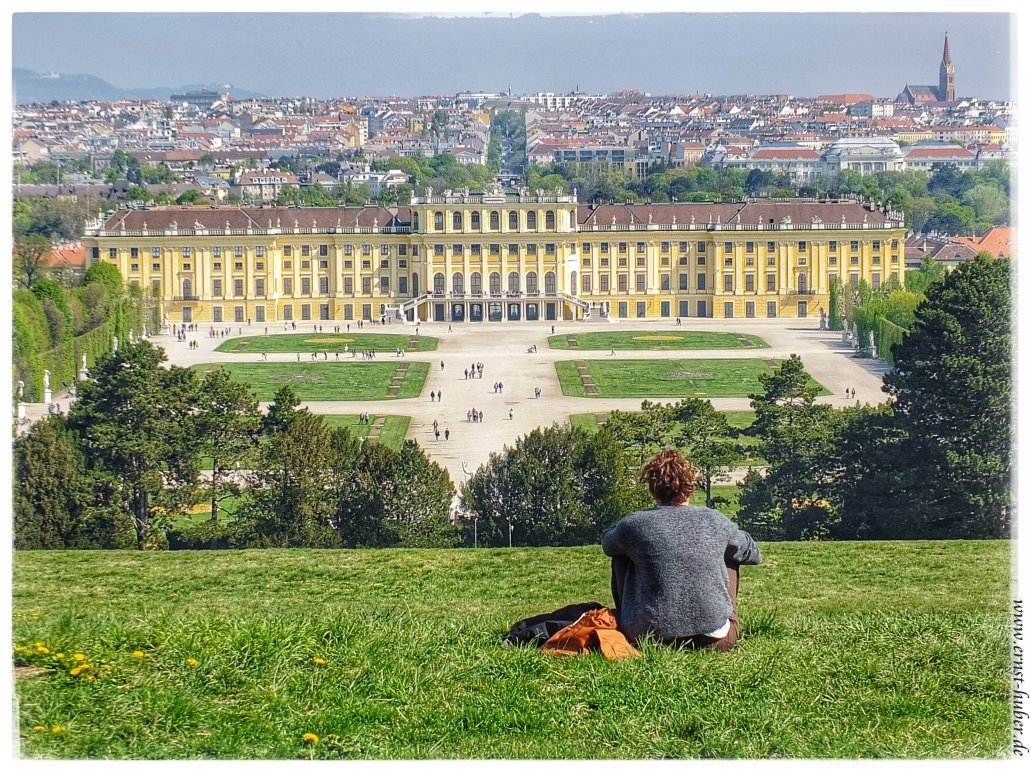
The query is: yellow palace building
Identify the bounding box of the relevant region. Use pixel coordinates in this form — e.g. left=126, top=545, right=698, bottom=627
left=83, top=185, right=906, bottom=326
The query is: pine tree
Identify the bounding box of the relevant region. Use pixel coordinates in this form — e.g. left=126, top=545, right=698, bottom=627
left=883, top=254, right=1011, bottom=537
left=68, top=341, right=200, bottom=550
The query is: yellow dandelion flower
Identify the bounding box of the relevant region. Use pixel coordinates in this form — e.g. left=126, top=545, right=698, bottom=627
left=51, top=726, right=63, bottom=734
left=54, top=653, right=65, bottom=660
left=69, top=667, right=83, bottom=677
left=302, top=733, right=319, bottom=744
left=35, top=646, right=50, bottom=655
left=103, top=664, right=112, bottom=671
left=312, top=657, right=327, bottom=666
left=326, top=734, right=340, bottom=741
left=34, top=642, right=44, bottom=648
left=186, top=658, right=198, bottom=667
left=72, top=653, right=86, bottom=662
left=132, top=651, right=146, bottom=659
left=85, top=675, right=95, bottom=683
left=32, top=726, right=45, bottom=732
left=99, top=674, right=108, bottom=681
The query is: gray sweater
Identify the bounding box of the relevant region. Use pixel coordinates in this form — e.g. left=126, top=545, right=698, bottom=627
left=601, top=504, right=761, bottom=642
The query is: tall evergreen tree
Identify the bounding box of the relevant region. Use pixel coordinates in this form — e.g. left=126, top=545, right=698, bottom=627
left=194, top=368, right=261, bottom=522
left=883, top=254, right=1011, bottom=537
left=68, top=341, right=200, bottom=550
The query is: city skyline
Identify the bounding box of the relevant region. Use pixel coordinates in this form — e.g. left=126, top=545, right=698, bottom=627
left=11, top=12, right=1013, bottom=102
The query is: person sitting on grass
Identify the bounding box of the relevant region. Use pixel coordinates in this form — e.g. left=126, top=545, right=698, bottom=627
left=602, top=450, right=761, bottom=652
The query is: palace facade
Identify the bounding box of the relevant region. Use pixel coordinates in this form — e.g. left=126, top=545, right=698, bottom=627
left=83, top=187, right=906, bottom=325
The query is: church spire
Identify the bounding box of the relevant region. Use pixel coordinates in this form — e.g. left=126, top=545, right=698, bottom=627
left=939, top=32, right=955, bottom=101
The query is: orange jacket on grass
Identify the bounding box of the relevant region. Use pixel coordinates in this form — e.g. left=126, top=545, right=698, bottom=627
left=540, top=607, right=642, bottom=660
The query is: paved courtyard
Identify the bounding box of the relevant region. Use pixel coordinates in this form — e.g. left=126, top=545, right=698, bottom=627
left=20, top=317, right=892, bottom=484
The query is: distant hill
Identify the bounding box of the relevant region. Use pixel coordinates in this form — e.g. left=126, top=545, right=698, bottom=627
left=13, top=68, right=265, bottom=105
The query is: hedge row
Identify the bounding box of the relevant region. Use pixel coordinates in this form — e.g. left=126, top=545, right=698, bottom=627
left=874, top=317, right=909, bottom=365
left=14, top=296, right=152, bottom=403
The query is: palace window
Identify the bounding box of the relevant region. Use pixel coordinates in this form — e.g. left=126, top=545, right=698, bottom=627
left=546, top=211, right=555, bottom=230
left=527, top=211, right=537, bottom=229
left=453, top=212, right=463, bottom=230
left=490, top=211, right=500, bottom=230
left=509, top=211, right=518, bottom=229
left=471, top=212, right=481, bottom=230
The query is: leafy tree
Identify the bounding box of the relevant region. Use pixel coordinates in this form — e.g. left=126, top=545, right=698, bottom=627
left=176, top=189, right=212, bottom=206
left=194, top=368, right=261, bottom=522
left=68, top=341, right=201, bottom=550
left=883, top=254, right=1011, bottom=537
left=14, top=417, right=132, bottom=550
left=604, top=400, right=674, bottom=466
left=244, top=411, right=342, bottom=548
left=741, top=355, right=839, bottom=539
left=822, top=403, right=908, bottom=540
left=924, top=200, right=977, bottom=235
left=431, top=109, right=449, bottom=138
left=82, top=260, right=123, bottom=296
left=335, top=438, right=457, bottom=547
left=14, top=233, right=52, bottom=289
left=904, top=255, right=946, bottom=294
left=14, top=416, right=80, bottom=549
left=668, top=398, right=745, bottom=508
left=962, top=183, right=1008, bottom=226
left=461, top=423, right=643, bottom=547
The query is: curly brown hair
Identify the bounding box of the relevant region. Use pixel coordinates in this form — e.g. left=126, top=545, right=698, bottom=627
left=640, top=450, right=698, bottom=505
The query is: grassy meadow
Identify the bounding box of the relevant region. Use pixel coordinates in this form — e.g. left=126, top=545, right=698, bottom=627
left=12, top=541, right=1011, bottom=759
left=555, top=359, right=828, bottom=399
left=548, top=331, right=768, bottom=350
left=216, top=333, right=438, bottom=354
left=191, top=362, right=428, bottom=401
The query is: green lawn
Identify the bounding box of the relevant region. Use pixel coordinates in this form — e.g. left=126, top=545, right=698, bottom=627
left=320, top=414, right=411, bottom=449
left=13, top=541, right=1010, bottom=759
left=549, top=331, right=768, bottom=350
left=191, top=362, right=428, bottom=401
left=556, top=359, right=828, bottom=398
left=216, top=333, right=438, bottom=354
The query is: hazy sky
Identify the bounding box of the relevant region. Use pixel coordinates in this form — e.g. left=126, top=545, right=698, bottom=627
left=10, top=11, right=1013, bottom=100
